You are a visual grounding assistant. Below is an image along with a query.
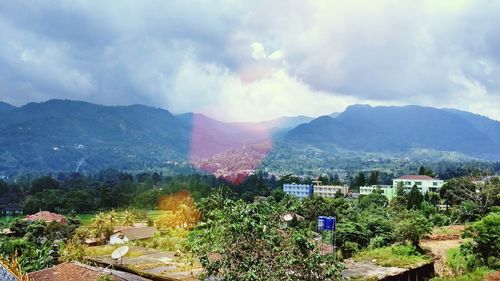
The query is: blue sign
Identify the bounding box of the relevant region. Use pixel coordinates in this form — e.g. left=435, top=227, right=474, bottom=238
left=318, top=216, right=336, bottom=231
left=317, top=216, right=326, bottom=231
left=325, top=217, right=336, bottom=231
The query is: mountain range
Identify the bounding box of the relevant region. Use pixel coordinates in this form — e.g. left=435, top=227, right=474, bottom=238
left=286, top=104, right=500, bottom=160
left=0, top=99, right=499, bottom=176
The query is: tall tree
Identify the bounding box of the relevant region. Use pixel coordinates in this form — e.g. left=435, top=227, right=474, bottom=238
left=407, top=185, right=423, bottom=210
left=368, top=171, right=379, bottom=185
left=331, top=174, right=341, bottom=185
left=354, top=172, right=366, bottom=187
left=418, top=165, right=426, bottom=175
left=122, top=210, right=135, bottom=226
left=30, top=176, right=59, bottom=194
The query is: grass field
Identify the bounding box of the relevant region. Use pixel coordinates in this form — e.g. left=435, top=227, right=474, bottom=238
left=0, top=215, right=23, bottom=223
left=353, top=245, right=432, bottom=268
left=77, top=210, right=169, bottom=228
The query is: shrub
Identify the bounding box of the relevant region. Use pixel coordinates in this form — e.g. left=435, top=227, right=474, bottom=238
left=369, top=236, right=387, bottom=249
left=462, top=212, right=500, bottom=268
left=59, top=240, right=87, bottom=263
left=430, top=213, right=450, bottom=227
left=446, top=246, right=478, bottom=275
left=342, top=241, right=360, bottom=258
left=395, top=211, right=432, bottom=249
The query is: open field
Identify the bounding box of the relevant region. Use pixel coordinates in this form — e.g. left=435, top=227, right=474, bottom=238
left=0, top=215, right=23, bottom=223
left=352, top=245, right=432, bottom=269
left=77, top=210, right=169, bottom=228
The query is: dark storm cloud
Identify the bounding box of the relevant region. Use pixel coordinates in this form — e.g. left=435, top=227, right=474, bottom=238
left=0, top=0, right=241, bottom=107
left=0, top=1, right=499, bottom=120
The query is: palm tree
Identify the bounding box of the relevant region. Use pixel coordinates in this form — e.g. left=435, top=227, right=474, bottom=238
left=107, top=210, right=118, bottom=228
left=91, top=212, right=107, bottom=244
left=122, top=210, right=135, bottom=226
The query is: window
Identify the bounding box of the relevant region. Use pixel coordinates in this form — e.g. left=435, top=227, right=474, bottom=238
left=433, top=182, right=438, bottom=186
left=405, top=181, right=411, bottom=185
left=415, top=181, right=422, bottom=185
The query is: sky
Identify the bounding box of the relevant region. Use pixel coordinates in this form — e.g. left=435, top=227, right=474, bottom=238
left=1, top=0, right=500, bottom=122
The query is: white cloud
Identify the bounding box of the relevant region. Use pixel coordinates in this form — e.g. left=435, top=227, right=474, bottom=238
left=250, top=42, right=266, bottom=60
left=171, top=57, right=377, bottom=121
left=268, top=50, right=284, bottom=60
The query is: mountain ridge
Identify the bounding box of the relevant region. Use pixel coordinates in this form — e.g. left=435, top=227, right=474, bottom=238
left=0, top=99, right=498, bottom=176
left=285, top=104, right=500, bottom=159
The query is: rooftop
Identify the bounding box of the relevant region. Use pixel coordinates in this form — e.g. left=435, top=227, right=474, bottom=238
left=114, top=226, right=156, bottom=240
left=28, top=262, right=151, bottom=281
left=25, top=211, right=67, bottom=224
left=396, top=175, right=437, bottom=180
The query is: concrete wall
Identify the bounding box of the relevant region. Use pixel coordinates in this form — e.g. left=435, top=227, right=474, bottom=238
left=380, top=262, right=435, bottom=281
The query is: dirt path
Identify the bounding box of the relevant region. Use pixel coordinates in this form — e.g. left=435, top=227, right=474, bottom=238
left=421, top=238, right=463, bottom=277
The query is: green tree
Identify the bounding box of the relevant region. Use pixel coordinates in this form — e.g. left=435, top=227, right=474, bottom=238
left=107, top=210, right=118, bottom=228
left=462, top=212, right=500, bottom=268
left=367, top=171, right=379, bottom=185
left=395, top=211, right=432, bottom=249
left=30, top=176, right=59, bottom=194
left=407, top=185, right=423, bottom=210
left=354, top=172, right=366, bottom=188
left=418, top=165, right=426, bottom=175
left=91, top=212, right=108, bottom=243
left=331, top=174, right=341, bottom=185
left=0, top=180, right=8, bottom=195
left=189, top=198, right=343, bottom=280
left=121, top=210, right=135, bottom=226
left=359, top=192, right=388, bottom=209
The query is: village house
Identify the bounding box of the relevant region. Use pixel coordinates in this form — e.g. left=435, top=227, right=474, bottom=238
left=109, top=226, right=156, bottom=245
left=26, top=211, right=67, bottom=224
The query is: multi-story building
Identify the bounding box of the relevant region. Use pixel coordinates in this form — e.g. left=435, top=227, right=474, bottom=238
left=283, top=183, right=313, bottom=199
left=312, top=181, right=349, bottom=198
left=359, top=185, right=396, bottom=200
left=392, top=175, right=444, bottom=194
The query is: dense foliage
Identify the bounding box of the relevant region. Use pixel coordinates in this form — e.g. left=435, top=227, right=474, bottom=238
left=0, top=166, right=498, bottom=280
left=189, top=195, right=344, bottom=280
left=0, top=217, right=80, bottom=272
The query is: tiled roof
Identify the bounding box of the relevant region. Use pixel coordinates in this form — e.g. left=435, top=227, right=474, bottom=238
left=29, top=262, right=116, bottom=281
left=26, top=211, right=67, bottom=224
left=396, top=175, right=436, bottom=180
left=28, top=262, right=151, bottom=281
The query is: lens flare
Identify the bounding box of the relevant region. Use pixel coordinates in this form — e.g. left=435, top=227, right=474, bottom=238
left=157, top=191, right=201, bottom=228
left=188, top=114, right=273, bottom=183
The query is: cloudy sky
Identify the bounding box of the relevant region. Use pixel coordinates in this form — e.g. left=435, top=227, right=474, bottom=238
left=1, top=0, right=499, bottom=121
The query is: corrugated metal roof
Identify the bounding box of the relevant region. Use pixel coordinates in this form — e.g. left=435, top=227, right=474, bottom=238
left=115, top=226, right=156, bottom=240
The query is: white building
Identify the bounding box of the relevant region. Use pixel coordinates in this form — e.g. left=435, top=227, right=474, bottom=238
left=109, top=226, right=156, bottom=245
left=359, top=185, right=396, bottom=199
left=283, top=184, right=313, bottom=199
left=392, top=175, right=444, bottom=194
left=312, top=181, right=349, bottom=198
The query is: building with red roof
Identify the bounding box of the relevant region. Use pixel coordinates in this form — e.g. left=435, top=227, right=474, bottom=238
left=26, top=211, right=67, bottom=224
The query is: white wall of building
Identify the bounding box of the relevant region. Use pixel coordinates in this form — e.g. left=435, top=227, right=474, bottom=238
left=109, top=233, right=129, bottom=245
left=313, top=185, right=349, bottom=198
left=283, top=184, right=313, bottom=199
left=392, top=178, right=444, bottom=194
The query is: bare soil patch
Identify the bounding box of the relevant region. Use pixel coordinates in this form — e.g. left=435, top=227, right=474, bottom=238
left=421, top=225, right=465, bottom=277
